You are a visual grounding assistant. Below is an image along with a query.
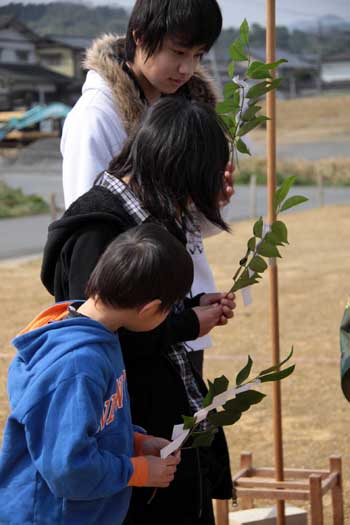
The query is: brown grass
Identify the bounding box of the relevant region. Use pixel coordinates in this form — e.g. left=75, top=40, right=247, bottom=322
left=252, top=94, right=350, bottom=143
left=239, top=156, right=350, bottom=185
left=1, top=205, right=349, bottom=523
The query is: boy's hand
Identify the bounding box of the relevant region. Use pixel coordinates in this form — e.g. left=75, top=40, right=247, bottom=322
left=199, top=292, right=236, bottom=326
left=145, top=453, right=181, bottom=488
left=140, top=436, right=171, bottom=457
left=218, top=161, right=235, bottom=207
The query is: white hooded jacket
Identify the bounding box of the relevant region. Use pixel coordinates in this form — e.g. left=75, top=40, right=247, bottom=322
left=61, top=35, right=226, bottom=351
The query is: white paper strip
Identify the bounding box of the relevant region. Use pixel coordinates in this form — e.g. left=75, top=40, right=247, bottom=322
left=171, top=423, right=185, bottom=441
left=160, top=429, right=190, bottom=458
left=241, top=287, right=252, bottom=306
left=161, top=379, right=261, bottom=458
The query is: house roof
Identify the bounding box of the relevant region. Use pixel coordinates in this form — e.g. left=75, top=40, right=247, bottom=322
left=0, top=62, right=72, bottom=84
left=249, top=48, right=317, bottom=70
left=0, top=15, right=41, bottom=43
left=38, top=34, right=93, bottom=51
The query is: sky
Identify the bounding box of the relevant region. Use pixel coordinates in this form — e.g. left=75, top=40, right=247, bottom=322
left=0, top=0, right=349, bottom=28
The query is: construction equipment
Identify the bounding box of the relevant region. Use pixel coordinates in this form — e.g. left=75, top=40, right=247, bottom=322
left=0, top=103, right=70, bottom=142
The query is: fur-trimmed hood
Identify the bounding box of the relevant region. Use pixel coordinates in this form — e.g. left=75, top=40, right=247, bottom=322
left=84, top=34, right=218, bottom=134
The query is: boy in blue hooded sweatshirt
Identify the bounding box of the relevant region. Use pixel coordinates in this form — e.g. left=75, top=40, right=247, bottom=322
left=0, top=223, right=191, bottom=525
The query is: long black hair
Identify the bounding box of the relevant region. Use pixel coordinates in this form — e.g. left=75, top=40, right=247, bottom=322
left=125, top=0, right=222, bottom=61
left=108, top=96, right=230, bottom=232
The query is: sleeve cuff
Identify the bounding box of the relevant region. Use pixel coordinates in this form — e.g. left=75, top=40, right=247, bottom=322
left=134, top=432, right=152, bottom=456
left=128, top=457, right=149, bottom=487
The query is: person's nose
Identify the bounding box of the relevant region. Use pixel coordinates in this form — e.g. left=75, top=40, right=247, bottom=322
left=178, top=57, right=195, bottom=78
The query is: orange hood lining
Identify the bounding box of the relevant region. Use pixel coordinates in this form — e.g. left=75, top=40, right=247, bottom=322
left=19, top=302, right=72, bottom=335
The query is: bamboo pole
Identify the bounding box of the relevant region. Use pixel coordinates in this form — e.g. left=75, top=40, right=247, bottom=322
left=266, top=1, right=285, bottom=524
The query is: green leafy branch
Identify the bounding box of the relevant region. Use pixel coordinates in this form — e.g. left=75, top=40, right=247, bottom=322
left=228, top=176, right=308, bottom=294
left=181, top=348, right=295, bottom=449
left=217, top=19, right=287, bottom=162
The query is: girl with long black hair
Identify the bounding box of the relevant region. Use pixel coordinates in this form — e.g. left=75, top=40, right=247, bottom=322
left=42, top=96, right=235, bottom=525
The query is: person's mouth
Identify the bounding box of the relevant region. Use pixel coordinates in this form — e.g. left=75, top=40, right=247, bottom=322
left=169, top=78, right=185, bottom=86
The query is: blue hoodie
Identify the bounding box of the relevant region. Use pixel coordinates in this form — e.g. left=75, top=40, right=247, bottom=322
left=0, top=303, right=142, bottom=525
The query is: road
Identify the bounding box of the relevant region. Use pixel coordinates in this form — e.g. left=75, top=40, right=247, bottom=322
left=1, top=136, right=350, bottom=260
left=1, top=185, right=350, bottom=260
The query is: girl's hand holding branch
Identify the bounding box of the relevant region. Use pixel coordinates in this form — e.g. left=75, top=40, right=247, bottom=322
left=218, top=161, right=235, bottom=207
left=193, top=293, right=236, bottom=336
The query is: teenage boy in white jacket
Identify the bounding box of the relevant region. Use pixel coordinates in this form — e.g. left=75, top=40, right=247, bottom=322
left=61, top=0, right=234, bottom=375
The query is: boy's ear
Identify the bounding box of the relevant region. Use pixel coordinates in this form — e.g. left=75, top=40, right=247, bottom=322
left=138, top=299, right=162, bottom=319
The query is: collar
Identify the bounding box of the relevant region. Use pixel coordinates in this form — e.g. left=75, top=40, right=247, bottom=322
left=96, top=172, right=150, bottom=224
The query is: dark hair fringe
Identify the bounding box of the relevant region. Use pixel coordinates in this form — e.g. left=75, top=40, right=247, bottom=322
left=85, top=223, right=193, bottom=310
left=125, top=0, right=222, bottom=61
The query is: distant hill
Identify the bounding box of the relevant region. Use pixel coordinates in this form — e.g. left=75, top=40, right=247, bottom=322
left=290, top=14, right=350, bottom=33
left=0, top=2, right=129, bottom=37
left=1, top=2, right=348, bottom=60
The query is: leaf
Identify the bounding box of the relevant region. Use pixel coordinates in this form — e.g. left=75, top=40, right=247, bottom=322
left=239, top=19, right=250, bottom=45
left=236, top=355, right=253, bottom=385
left=228, top=61, right=235, bottom=78
left=238, top=116, right=269, bottom=137
left=247, top=61, right=272, bottom=80
left=208, top=410, right=241, bottom=427
left=236, top=138, right=251, bottom=155
left=264, top=231, right=285, bottom=247
left=246, top=81, right=269, bottom=99
left=191, top=428, right=218, bottom=448
left=221, top=114, right=234, bottom=128
left=223, top=82, right=240, bottom=99
left=260, top=365, right=295, bottom=383
left=273, top=176, right=296, bottom=212
left=230, top=39, right=248, bottom=61
left=280, top=196, right=309, bottom=212
left=265, top=59, right=288, bottom=69
left=247, top=59, right=288, bottom=79
left=224, top=390, right=266, bottom=413
left=213, top=375, right=229, bottom=396
left=203, top=380, right=215, bottom=408
left=247, top=237, right=256, bottom=251
left=242, top=104, right=261, bottom=121
left=253, top=217, right=263, bottom=238
left=247, top=78, right=283, bottom=99
left=182, top=414, right=197, bottom=430
left=249, top=255, right=268, bottom=273
left=216, top=100, right=239, bottom=115
left=271, top=221, right=289, bottom=244
left=257, top=240, right=281, bottom=258
left=259, top=347, right=294, bottom=376
left=230, top=275, right=260, bottom=293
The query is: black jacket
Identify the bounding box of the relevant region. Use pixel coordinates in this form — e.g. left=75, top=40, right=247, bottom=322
left=41, top=186, right=232, bottom=522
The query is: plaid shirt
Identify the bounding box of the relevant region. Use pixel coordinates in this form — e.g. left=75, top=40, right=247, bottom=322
left=96, top=172, right=206, bottom=423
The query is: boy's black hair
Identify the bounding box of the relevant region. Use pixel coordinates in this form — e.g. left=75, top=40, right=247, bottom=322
left=125, top=0, right=222, bottom=61
left=85, top=223, right=193, bottom=311
left=108, top=96, right=230, bottom=232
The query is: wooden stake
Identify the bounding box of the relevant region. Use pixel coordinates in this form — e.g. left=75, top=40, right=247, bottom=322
left=266, top=1, right=285, bottom=524
left=310, top=474, right=324, bottom=525
left=215, top=500, right=229, bottom=525
left=329, top=456, right=344, bottom=525
left=240, top=453, right=254, bottom=509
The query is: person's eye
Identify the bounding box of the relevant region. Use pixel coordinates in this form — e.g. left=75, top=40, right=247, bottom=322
left=172, top=49, right=184, bottom=56
left=195, top=53, right=204, bottom=61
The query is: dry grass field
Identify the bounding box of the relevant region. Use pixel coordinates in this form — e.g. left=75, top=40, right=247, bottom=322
left=252, top=94, right=350, bottom=144
left=0, top=205, right=349, bottom=523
